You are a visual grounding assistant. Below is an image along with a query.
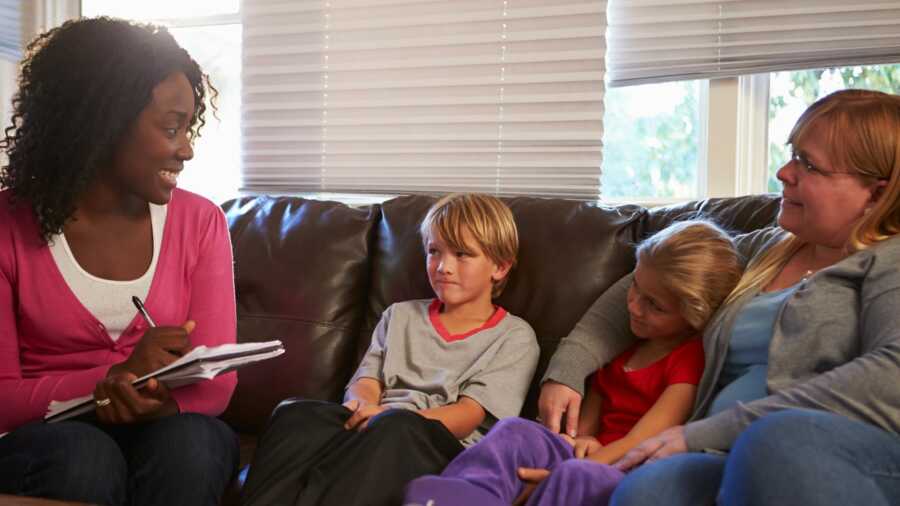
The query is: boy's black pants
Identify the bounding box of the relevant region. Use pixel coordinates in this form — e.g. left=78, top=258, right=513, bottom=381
left=241, top=399, right=464, bottom=506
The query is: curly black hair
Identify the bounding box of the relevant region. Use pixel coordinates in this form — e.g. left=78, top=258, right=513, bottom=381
left=0, top=16, right=217, bottom=241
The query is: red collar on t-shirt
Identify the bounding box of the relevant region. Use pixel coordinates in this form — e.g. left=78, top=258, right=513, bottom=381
left=428, top=298, right=508, bottom=342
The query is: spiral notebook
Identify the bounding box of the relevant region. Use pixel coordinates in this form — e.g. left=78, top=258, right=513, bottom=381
left=44, top=340, right=285, bottom=423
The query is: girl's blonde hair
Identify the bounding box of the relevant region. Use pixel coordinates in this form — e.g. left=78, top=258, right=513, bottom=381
left=726, top=89, right=900, bottom=303
left=637, top=220, right=743, bottom=330
left=420, top=193, right=519, bottom=298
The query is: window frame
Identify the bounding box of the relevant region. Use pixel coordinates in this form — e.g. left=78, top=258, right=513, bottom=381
left=33, top=2, right=891, bottom=206
left=707, top=75, right=772, bottom=199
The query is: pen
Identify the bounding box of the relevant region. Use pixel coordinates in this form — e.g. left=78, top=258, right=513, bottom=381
left=132, top=295, right=187, bottom=359
left=131, top=296, right=157, bottom=327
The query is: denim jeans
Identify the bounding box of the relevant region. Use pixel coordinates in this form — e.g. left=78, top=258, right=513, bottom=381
left=611, top=409, right=900, bottom=506
left=0, top=413, right=239, bottom=506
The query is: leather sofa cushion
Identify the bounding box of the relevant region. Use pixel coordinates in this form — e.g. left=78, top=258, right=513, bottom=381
left=220, top=193, right=782, bottom=431
left=220, top=196, right=377, bottom=433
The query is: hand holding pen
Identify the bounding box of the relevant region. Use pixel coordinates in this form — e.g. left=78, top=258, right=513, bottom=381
left=94, top=297, right=193, bottom=423
left=105, top=296, right=195, bottom=378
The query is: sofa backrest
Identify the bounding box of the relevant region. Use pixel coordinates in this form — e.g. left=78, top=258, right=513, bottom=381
left=220, top=196, right=378, bottom=433
left=641, top=194, right=783, bottom=238
left=220, top=193, right=781, bottom=433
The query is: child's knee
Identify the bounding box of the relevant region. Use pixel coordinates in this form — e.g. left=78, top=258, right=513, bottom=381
left=551, top=458, right=621, bottom=482
left=488, top=417, right=544, bottom=441
left=269, top=399, right=342, bottom=431
left=367, top=408, right=428, bottom=435
left=492, top=416, right=533, bottom=433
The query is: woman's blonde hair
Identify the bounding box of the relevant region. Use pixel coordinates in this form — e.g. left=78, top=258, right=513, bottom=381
left=726, top=89, right=900, bottom=303
left=637, top=220, right=743, bottom=330
left=420, top=193, right=519, bottom=298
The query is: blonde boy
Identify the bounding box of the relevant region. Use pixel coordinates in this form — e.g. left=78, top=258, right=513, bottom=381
left=242, top=193, right=540, bottom=506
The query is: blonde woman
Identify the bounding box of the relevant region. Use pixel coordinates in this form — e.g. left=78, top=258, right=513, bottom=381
left=540, top=89, right=900, bottom=506
left=404, top=221, right=742, bottom=506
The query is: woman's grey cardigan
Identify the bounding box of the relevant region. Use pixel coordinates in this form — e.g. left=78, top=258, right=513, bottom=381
left=543, top=227, right=900, bottom=452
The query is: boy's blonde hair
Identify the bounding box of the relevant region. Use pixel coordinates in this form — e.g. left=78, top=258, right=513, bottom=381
left=637, top=220, right=743, bottom=330
left=420, top=193, right=519, bottom=298
left=726, top=89, right=900, bottom=303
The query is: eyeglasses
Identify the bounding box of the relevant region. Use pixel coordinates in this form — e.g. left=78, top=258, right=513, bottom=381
left=789, top=150, right=887, bottom=181
left=789, top=150, right=860, bottom=178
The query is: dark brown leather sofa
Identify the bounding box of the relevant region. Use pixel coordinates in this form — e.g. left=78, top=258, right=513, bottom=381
left=216, top=193, right=781, bottom=502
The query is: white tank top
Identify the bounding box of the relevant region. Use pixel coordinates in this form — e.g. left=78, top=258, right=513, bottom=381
left=49, top=204, right=167, bottom=341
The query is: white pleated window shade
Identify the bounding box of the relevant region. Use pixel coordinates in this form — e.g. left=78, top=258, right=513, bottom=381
left=0, top=0, right=21, bottom=62
left=608, top=0, right=900, bottom=87
left=242, top=0, right=606, bottom=198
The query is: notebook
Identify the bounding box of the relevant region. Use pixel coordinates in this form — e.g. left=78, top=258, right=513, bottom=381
left=44, top=340, right=285, bottom=423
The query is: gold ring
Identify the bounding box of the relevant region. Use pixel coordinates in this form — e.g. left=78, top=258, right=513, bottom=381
left=95, top=398, right=112, bottom=408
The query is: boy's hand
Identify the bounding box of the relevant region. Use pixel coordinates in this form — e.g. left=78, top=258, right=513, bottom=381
left=343, top=399, right=387, bottom=431
left=573, top=436, right=602, bottom=458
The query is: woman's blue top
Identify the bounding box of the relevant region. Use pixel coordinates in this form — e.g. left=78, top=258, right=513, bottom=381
left=708, top=285, right=799, bottom=416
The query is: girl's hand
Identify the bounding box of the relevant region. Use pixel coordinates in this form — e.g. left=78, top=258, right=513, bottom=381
left=93, top=375, right=177, bottom=424
left=573, top=436, right=602, bottom=458
left=613, top=425, right=688, bottom=472
left=513, top=467, right=551, bottom=506
left=342, top=399, right=387, bottom=431
left=109, top=321, right=195, bottom=378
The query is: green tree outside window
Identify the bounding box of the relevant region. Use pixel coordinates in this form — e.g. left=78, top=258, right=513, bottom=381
left=768, top=64, right=900, bottom=192
left=602, top=80, right=701, bottom=199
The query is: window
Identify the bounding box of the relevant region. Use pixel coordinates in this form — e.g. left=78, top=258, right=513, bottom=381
left=606, top=0, right=900, bottom=202
left=241, top=0, right=607, bottom=200
left=72, top=1, right=900, bottom=204
left=601, top=79, right=702, bottom=200
left=0, top=0, right=20, bottom=61
left=81, top=1, right=242, bottom=204
left=607, top=63, right=900, bottom=202
left=767, top=63, right=900, bottom=192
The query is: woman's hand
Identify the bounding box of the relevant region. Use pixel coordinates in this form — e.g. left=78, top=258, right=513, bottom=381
left=93, top=375, right=178, bottom=424
left=513, top=467, right=551, bottom=506
left=538, top=381, right=583, bottom=437
left=613, top=425, right=688, bottom=472
left=108, top=321, right=195, bottom=378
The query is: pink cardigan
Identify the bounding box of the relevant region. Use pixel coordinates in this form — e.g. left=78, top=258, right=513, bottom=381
left=0, top=188, right=238, bottom=433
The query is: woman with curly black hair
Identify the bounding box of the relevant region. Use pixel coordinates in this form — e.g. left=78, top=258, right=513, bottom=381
left=0, top=17, right=239, bottom=506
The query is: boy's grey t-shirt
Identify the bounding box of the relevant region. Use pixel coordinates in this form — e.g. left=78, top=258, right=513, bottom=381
left=347, top=299, right=540, bottom=446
